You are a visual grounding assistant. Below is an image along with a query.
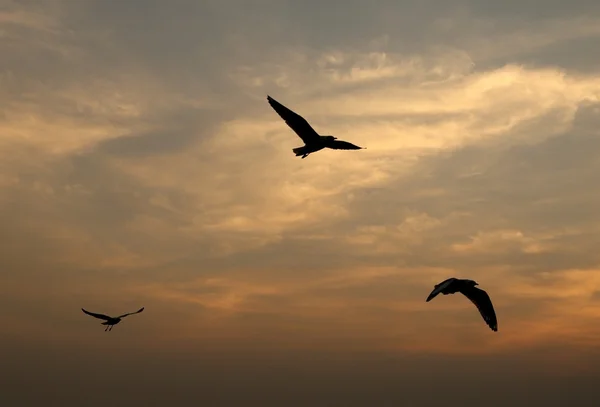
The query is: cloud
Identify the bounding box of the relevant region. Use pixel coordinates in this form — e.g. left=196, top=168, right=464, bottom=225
left=1, top=0, right=600, bottom=382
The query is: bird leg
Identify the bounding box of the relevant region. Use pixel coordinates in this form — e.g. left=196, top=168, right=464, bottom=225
left=104, top=325, right=109, bottom=331
left=301, top=154, right=308, bottom=159
left=109, top=325, right=113, bottom=331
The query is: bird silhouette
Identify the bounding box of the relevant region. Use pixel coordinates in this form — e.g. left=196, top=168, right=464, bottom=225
left=267, top=95, right=365, bottom=159
left=426, top=278, right=498, bottom=332
left=81, top=307, right=145, bottom=331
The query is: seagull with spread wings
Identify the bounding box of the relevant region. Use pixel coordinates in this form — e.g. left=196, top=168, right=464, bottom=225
left=81, top=307, right=145, bottom=331
left=267, top=95, right=365, bottom=159
left=426, top=278, right=498, bottom=332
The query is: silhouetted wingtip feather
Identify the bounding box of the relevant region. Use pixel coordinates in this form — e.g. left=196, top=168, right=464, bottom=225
left=460, top=286, right=498, bottom=332
left=82, top=308, right=111, bottom=320
left=266, top=96, right=320, bottom=144
left=117, top=307, right=146, bottom=319
left=328, top=140, right=364, bottom=150
left=425, top=291, right=437, bottom=302
left=425, top=278, right=456, bottom=302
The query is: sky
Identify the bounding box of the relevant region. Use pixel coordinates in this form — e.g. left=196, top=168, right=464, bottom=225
left=1, top=0, right=600, bottom=405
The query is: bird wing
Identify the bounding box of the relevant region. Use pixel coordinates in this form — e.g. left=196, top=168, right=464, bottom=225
left=425, top=278, right=456, bottom=302
left=267, top=96, right=320, bottom=144
left=460, top=286, right=498, bottom=331
left=117, top=307, right=145, bottom=319
left=327, top=140, right=364, bottom=150
left=82, top=308, right=112, bottom=321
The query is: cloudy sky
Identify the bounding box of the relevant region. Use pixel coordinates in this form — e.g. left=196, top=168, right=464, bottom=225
left=2, top=0, right=600, bottom=405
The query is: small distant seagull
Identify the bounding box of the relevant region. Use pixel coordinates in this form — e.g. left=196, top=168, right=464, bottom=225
left=267, top=95, right=365, bottom=159
left=426, top=278, right=498, bottom=332
left=81, top=307, right=145, bottom=332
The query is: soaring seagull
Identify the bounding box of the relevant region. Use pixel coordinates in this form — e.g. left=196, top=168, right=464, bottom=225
left=267, top=95, right=365, bottom=159
left=426, top=278, right=498, bottom=332
left=81, top=307, right=145, bottom=331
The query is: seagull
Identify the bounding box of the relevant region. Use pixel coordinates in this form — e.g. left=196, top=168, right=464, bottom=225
left=81, top=307, right=145, bottom=331
left=267, top=95, right=365, bottom=159
left=426, top=278, right=498, bottom=332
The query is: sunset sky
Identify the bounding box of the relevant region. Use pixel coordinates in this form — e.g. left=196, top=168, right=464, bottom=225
left=2, top=0, right=600, bottom=405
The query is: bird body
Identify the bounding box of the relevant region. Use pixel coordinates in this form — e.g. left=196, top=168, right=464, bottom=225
left=267, top=95, right=365, bottom=158
left=426, top=278, right=498, bottom=332
left=82, top=307, right=144, bottom=331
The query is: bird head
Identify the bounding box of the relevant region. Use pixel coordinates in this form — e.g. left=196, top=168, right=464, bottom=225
left=325, top=135, right=337, bottom=141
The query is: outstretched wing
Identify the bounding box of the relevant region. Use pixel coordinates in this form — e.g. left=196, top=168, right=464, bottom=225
left=460, top=286, right=498, bottom=332
left=267, top=95, right=320, bottom=145
left=425, top=278, right=456, bottom=302
left=117, top=307, right=144, bottom=319
left=82, top=308, right=111, bottom=321
left=327, top=140, right=364, bottom=150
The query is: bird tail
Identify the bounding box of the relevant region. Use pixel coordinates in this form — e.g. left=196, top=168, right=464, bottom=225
left=293, top=146, right=309, bottom=157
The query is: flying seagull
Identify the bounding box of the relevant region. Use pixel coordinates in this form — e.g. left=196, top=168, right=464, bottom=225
left=426, top=278, right=498, bottom=332
left=267, top=95, right=365, bottom=159
left=81, top=307, right=145, bottom=331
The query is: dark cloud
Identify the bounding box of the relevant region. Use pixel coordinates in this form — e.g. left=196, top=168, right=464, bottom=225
left=484, top=34, right=600, bottom=73
left=464, top=0, right=600, bottom=19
